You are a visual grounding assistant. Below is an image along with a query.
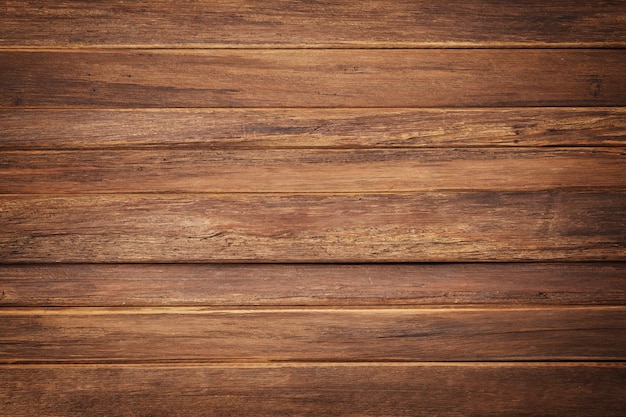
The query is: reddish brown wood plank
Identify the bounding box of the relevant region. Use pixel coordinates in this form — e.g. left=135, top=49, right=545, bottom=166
left=1, top=192, right=624, bottom=263
left=1, top=148, right=623, bottom=194
left=1, top=306, right=624, bottom=363
left=2, top=364, right=625, bottom=416
left=2, top=0, right=626, bottom=48
left=2, top=50, right=625, bottom=108
left=2, top=263, right=624, bottom=307
left=2, top=108, right=626, bottom=150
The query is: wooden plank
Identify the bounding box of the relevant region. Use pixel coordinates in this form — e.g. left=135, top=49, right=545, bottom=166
left=2, top=363, right=624, bottom=417
left=2, top=108, right=626, bottom=150
left=1, top=306, right=624, bottom=363
left=1, top=192, right=624, bottom=263
left=2, top=50, right=625, bottom=108
left=2, top=363, right=625, bottom=417
left=2, top=148, right=624, bottom=194
left=2, top=364, right=625, bottom=417
left=2, top=263, right=625, bottom=307
left=2, top=0, right=626, bottom=48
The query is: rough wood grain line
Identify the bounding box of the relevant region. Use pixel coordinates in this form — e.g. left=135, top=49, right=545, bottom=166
left=2, top=0, right=626, bottom=48
left=1, top=192, right=624, bottom=263
left=2, top=363, right=625, bottom=417
left=1, top=148, right=624, bottom=194
left=2, top=263, right=625, bottom=307
left=2, top=50, right=625, bottom=108
left=2, top=108, right=626, bottom=150
left=1, top=306, right=624, bottom=363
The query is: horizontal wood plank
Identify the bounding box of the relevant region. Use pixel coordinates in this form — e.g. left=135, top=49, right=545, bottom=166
left=2, top=108, right=626, bottom=150
left=2, top=0, right=626, bottom=48
left=1, top=148, right=624, bottom=194
left=2, top=50, right=625, bottom=108
left=2, top=263, right=625, bottom=307
left=1, top=306, right=624, bottom=363
left=2, top=192, right=624, bottom=263
left=2, top=364, right=625, bottom=416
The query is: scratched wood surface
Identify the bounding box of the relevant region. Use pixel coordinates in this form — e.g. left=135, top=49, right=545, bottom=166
left=1, top=1, right=625, bottom=415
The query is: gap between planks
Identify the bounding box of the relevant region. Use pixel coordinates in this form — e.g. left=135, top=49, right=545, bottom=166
left=1, top=305, right=625, bottom=315
left=3, top=43, right=626, bottom=50
left=2, top=361, right=624, bottom=369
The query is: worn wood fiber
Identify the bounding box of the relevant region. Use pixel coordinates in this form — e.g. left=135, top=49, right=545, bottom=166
left=1, top=192, right=624, bottom=263
left=1, top=363, right=624, bottom=417
left=2, top=108, right=625, bottom=150
left=1, top=148, right=623, bottom=194
left=2, top=263, right=624, bottom=307
left=2, top=50, right=625, bottom=108
left=2, top=0, right=626, bottom=48
left=1, top=306, right=624, bottom=363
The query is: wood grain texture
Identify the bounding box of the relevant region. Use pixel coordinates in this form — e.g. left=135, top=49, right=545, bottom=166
left=3, top=1, right=625, bottom=415
left=2, top=148, right=624, bottom=194
left=1, top=192, right=624, bottom=263
left=2, top=108, right=626, bottom=150
left=2, top=306, right=624, bottom=363
left=2, top=263, right=625, bottom=307
left=2, top=0, right=626, bottom=48
left=2, top=363, right=625, bottom=417
left=2, top=363, right=624, bottom=417
left=2, top=50, right=625, bottom=108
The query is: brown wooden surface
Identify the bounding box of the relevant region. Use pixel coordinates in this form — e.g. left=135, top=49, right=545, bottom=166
left=1, top=148, right=624, bottom=194
left=2, top=1, right=625, bottom=415
left=2, top=263, right=624, bottom=307
left=1, top=364, right=624, bottom=417
left=2, top=108, right=625, bottom=150
left=2, top=306, right=624, bottom=363
left=2, top=50, right=626, bottom=108
left=2, top=0, right=626, bottom=48
left=2, top=192, right=624, bottom=263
